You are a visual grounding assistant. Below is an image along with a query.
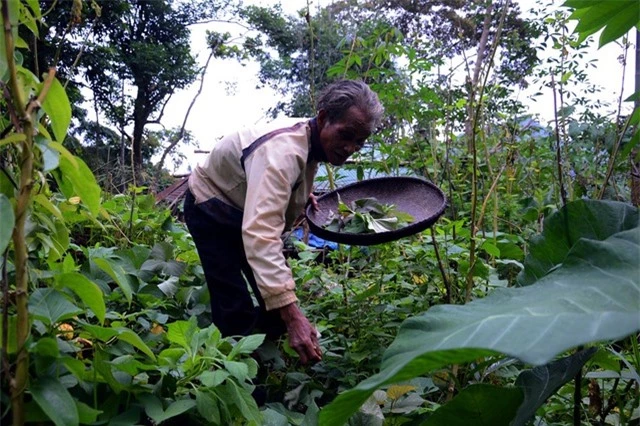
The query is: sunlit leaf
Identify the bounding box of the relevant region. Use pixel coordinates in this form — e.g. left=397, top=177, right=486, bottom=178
left=40, top=76, right=71, bottom=143
left=56, top=272, right=106, bottom=324
left=0, top=133, right=25, bottom=148
left=57, top=154, right=101, bottom=216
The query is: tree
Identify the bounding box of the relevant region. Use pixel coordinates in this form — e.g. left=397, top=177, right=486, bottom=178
left=29, top=0, right=235, bottom=182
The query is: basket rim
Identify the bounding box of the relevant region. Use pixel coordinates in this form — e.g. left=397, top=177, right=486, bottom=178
left=305, top=176, right=447, bottom=246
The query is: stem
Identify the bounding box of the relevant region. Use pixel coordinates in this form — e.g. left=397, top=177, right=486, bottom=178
left=464, top=0, right=508, bottom=303
left=551, top=74, right=567, bottom=207
left=1, top=249, right=11, bottom=382
left=156, top=50, right=214, bottom=171
left=430, top=227, right=451, bottom=304
left=598, top=114, right=633, bottom=199
left=2, top=1, right=36, bottom=423
left=573, top=367, right=582, bottom=426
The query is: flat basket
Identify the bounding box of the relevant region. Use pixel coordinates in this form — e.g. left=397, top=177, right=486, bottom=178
left=305, top=176, right=447, bottom=246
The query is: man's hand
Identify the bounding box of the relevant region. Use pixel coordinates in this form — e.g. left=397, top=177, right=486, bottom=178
left=279, top=303, right=322, bottom=364
left=309, top=193, right=319, bottom=211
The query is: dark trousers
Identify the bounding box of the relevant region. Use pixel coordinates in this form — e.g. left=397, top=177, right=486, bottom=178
left=183, top=189, right=286, bottom=338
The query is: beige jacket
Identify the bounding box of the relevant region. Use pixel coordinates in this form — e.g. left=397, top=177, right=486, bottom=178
left=188, top=118, right=323, bottom=310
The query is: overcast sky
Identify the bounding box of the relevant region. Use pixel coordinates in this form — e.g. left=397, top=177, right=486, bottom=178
left=158, top=0, right=636, bottom=173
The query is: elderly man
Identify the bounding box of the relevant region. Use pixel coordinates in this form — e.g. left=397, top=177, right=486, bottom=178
left=184, top=80, right=384, bottom=364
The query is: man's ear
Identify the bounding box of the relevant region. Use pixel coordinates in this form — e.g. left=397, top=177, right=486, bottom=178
left=317, top=109, right=327, bottom=128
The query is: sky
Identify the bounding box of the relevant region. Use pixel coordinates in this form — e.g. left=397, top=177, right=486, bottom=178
left=157, top=0, right=637, bottom=173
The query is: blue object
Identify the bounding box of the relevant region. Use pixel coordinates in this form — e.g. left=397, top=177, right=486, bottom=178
left=292, top=228, right=339, bottom=250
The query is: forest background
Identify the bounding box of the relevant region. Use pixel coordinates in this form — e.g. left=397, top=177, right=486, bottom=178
left=1, top=0, right=639, bottom=426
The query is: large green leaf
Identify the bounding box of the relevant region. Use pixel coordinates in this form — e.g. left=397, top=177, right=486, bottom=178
left=564, top=0, right=640, bottom=47
left=56, top=272, right=106, bottom=324
left=77, top=322, right=156, bottom=360
left=320, top=226, right=640, bottom=425
left=56, top=154, right=101, bottom=216
left=40, top=76, right=71, bottom=143
left=29, top=288, right=83, bottom=326
left=167, top=317, right=198, bottom=353
left=0, top=194, right=14, bottom=254
left=422, top=384, right=523, bottom=426
left=512, top=347, right=597, bottom=426
left=518, top=200, right=638, bottom=285
left=92, top=257, right=133, bottom=304
left=141, top=241, right=187, bottom=277
left=30, top=377, right=79, bottom=426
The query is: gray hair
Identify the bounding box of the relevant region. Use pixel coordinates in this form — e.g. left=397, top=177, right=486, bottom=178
left=317, top=80, right=384, bottom=131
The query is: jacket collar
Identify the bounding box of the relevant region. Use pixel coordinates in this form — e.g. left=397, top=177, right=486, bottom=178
left=309, top=117, right=327, bottom=163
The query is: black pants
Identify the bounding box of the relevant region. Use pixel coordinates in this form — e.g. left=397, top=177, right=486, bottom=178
left=183, top=189, right=286, bottom=338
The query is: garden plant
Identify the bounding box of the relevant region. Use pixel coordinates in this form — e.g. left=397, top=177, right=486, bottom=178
left=1, top=0, right=639, bottom=425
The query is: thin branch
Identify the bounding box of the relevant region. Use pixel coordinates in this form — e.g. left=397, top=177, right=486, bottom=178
left=430, top=227, right=451, bottom=304
left=155, top=49, right=215, bottom=171
left=551, top=74, right=567, bottom=207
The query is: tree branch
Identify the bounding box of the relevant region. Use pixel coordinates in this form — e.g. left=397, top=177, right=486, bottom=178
left=155, top=50, right=215, bottom=171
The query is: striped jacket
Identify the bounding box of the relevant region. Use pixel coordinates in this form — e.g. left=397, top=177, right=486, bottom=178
left=188, top=117, right=324, bottom=310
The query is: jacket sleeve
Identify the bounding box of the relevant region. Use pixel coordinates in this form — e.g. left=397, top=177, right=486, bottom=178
left=241, top=139, right=306, bottom=311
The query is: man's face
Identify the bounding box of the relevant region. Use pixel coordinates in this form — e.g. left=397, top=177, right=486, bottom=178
left=318, top=106, right=372, bottom=166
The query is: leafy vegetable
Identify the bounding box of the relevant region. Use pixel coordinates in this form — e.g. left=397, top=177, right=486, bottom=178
left=324, top=196, right=414, bottom=234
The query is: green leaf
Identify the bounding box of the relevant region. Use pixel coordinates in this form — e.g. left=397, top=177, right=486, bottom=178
left=139, top=394, right=196, bottom=424
left=116, top=328, right=156, bottom=360
left=224, top=360, right=249, bottom=382
left=35, top=137, right=60, bottom=172
left=512, top=348, right=597, bottom=426
left=320, top=227, right=640, bottom=425
left=30, top=377, right=79, bottom=426
left=56, top=272, right=106, bottom=324
left=0, top=315, right=18, bottom=354
left=422, top=384, right=523, bottom=426
left=0, top=194, right=14, bottom=254
left=33, top=193, right=64, bottom=222
left=167, top=318, right=198, bottom=352
left=518, top=200, right=638, bottom=286
left=141, top=242, right=182, bottom=276
left=78, top=322, right=119, bottom=341
left=598, top=2, right=639, bottom=47
left=224, top=381, right=262, bottom=424
left=92, top=257, right=133, bottom=304
left=57, top=154, right=101, bottom=216
left=229, top=334, right=265, bottom=359
left=564, top=0, right=639, bottom=47
left=0, top=132, right=25, bottom=148
left=199, top=370, right=230, bottom=388
left=40, top=77, right=71, bottom=143
left=30, top=337, right=60, bottom=358
left=196, top=390, right=221, bottom=424
left=480, top=240, right=500, bottom=258
left=76, top=400, right=102, bottom=425
left=29, top=288, right=83, bottom=326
